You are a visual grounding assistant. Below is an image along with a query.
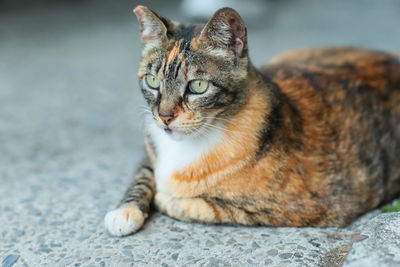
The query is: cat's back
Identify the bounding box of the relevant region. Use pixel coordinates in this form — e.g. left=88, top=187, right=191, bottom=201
left=267, top=46, right=399, bottom=73
left=262, top=47, right=400, bottom=98
left=260, top=47, right=400, bottom=205
left=260, top=47, right=400, bottom=124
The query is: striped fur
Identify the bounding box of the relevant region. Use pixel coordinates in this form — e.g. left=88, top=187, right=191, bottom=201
left=104, top=6, right=400, bottom=236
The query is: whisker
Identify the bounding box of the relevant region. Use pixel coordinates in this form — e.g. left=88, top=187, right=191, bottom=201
left=201, top=116, right=232, bottom=123
left=201, top=124, right=242, bottom=147
left=202, top=122, right=242, bottom=134
left=195, top=126, right=209, bottom=139
left=139, top=110, right=152, bottom=116
left=139, top=109, right=152, bottom=113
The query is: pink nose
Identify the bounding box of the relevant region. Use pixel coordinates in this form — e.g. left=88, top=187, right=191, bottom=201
left=159, top=112, right=175, bottom=125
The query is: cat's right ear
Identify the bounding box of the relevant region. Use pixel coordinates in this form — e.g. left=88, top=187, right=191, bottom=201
left=133, top=5, right=168, bottom=48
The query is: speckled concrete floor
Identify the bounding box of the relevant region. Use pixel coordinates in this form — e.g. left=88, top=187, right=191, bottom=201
left=1, top=0, right=400, bottom=266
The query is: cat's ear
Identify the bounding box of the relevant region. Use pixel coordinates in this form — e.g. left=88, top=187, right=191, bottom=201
left=133, top=5, right=168, bottom=48
left=198, top=7, right=247, bottom=58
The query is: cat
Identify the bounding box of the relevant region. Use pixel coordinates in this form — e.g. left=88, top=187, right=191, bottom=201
left=104, top=5, right=400, bottom=236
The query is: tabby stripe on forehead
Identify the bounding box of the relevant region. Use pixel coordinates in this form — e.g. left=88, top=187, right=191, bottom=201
left=179, top=39, right=189, bottom=53
left=174, top=58, right=182, bottom=79
left=167, top=55, right=180, bottom=80
left=173, top=41, right=189, bottom=79
left=164, top=39, right=184, bottom=75
left=174, top=54, right=187, bottom=79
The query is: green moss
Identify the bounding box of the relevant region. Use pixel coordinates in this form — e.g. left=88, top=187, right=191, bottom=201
left=381, top=199, right=400, bottom=213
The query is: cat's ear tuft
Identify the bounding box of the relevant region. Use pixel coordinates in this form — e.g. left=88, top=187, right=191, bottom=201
left=198, top=7, right=247, bottom=57
left=133, top=5, right=168, bottom=48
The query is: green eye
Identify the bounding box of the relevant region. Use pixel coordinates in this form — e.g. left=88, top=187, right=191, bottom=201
left=189, top=80, right=209, bottom=94
left=145, top=74, right=160, bottom=89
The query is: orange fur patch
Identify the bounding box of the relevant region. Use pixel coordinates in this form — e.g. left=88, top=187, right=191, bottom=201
left=169, top=81, right=269, bottom=197
left=164, top=39, right=183, bottom=75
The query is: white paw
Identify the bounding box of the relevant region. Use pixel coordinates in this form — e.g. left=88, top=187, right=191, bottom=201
left=104, top=205, right=147, bottom=236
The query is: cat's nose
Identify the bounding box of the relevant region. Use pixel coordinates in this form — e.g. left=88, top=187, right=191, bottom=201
left=159, top=112, right=176, bottom=125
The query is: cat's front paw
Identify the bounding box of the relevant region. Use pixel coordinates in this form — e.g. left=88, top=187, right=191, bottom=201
left=104, top=205, right=147, bottom=236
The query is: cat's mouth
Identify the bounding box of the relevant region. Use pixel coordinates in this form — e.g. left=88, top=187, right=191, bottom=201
left=162, top=121, right=206, bottom=140
left=155, top=116, right=216, bottom=141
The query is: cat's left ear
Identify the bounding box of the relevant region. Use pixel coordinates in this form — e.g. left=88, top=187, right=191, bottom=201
left=133, top=5, right=169, bottom=48
left=197, top=7, right=247, bottom=58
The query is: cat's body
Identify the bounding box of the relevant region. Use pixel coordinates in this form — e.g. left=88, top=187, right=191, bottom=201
left=104, top=6, right=400, bottom=236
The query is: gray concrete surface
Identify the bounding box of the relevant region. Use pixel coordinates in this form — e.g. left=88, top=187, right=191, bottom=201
left=344, top=212, right=400, bottom=267
left=1, top=0, right=400, bottom=266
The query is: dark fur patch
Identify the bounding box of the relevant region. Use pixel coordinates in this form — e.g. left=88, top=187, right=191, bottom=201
left=172, top=24, right=198, bottom=41
left=255, top=98, right=282, bottom=158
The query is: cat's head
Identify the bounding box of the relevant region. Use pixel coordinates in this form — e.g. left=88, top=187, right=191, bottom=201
left=134, top=5, right=249, bottom=140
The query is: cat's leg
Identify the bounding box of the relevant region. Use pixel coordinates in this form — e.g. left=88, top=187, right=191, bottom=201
left=154, top=192, right=256, bottom=225
left=104, top=159, right=155, bottom=236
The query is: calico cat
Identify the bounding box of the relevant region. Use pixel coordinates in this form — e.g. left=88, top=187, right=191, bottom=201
left=104, top=5, right=400, bottom=236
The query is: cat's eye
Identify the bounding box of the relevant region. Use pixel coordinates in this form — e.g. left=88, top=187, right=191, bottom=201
left=145, top=74, right=160, bottom=89
left=189, top=80, right=209, bottom=94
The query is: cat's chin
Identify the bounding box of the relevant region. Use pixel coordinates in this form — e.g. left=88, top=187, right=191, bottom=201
left=163, top=128, right=189, bottom=141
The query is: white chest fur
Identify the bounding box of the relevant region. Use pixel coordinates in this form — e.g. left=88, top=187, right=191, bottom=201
left=146, top=120, right=223, bottom=192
